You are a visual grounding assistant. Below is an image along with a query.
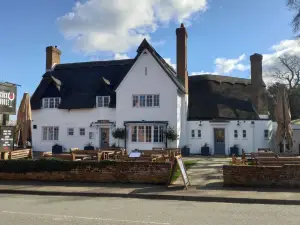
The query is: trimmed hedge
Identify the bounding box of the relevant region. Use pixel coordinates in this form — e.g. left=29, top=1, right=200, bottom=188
left=0, top=159, right=117, bottom=173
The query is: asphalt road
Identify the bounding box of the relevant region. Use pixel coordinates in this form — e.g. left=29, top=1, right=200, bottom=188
left=0, top=194, right=299, bottom=225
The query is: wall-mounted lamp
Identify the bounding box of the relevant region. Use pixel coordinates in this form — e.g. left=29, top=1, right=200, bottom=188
left=251, top=121, right=255, bottom=124
left=199, top=121, right=202, bottom=126
left=237, top=121, right=240, bottom=126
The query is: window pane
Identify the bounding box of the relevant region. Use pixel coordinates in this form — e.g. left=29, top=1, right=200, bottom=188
left=54, top=127, right=59, bottom=140
left=68, top=128, right=74, bottom=136
left=264, top=130, right=268, bottom=138
left=159, top=126, right=164, bottom=142
left=89, top=132, right=94, bottom=139
left=243, top=130, right=246, bottom=138
left=140, top=95, right=145, bottom=107
left=234, top=130, right=238, bottom=138
left=97, top=97, right=103, bottom=107
left=43, top=127, right=48, bottom=140
left=154, top=95, right=159, bottom=107
left=54, top=98, right=60, bottom=108
left=153, top=126, right=159, bottom=142
left=131, top=126, right=137, bottom=142
left=146, top=126, right=152, bottom=142
left=43, top=99, right=49, bottom=108
left=49, top=98, right=54, bottom=108
left=146, top=95, right=152, bottom=107
left=80, top=128, right=85, bottom=136
left=138, top=126, right=145, bottom=142
left=104, top=96, right=109, bottom=107
left=191, top=130, right=195, bottom=137
left=133, top=95, right=138, bottom=107
left=48, top=127, right=54, bottom=140
left=198, top=130, right=201, bottom=138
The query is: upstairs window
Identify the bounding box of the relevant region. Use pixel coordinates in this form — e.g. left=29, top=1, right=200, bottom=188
left=264, top=130, right=269, bottom=139
left=132, top=94, right=160, bottom=107
left=42, top=97, right=60, bottom=108
left=234, top=130, right=238, bottom=138
left=96, top=96, right=110, bottom=107
left=243, top=130, right=247, bottom=138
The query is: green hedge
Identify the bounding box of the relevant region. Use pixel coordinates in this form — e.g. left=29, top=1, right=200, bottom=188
left=0, top=159, right=117, bottom=173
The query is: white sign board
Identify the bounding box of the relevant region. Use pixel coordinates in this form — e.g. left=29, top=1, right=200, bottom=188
left=176, top=155, right=191, bottom=189
left=129, top=151, right=142, bottom=158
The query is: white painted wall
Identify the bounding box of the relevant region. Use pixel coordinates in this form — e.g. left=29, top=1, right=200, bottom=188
left=187, top=120, right=275, bottom=155
left=31, top=108, right=116, bottom=152
left=116, top=49, right=179, bottom=151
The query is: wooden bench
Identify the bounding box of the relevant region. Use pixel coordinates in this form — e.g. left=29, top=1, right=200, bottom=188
left=256, top=156, right=300, bottom=165
left=72, top=150, right=102, bottom=162
left=42, top=153, right=76, bottom=161
left=7, top=149, right=33, bottom=160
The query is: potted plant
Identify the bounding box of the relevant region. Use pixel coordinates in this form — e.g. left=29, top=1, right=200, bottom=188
left=182, top=145, right=190, bottom=157
left=112, top=128, right=125, bottom=147
left=230, top=144, right=239, bottom=156
left=164, top=127, right=178, bottom=148
left=201, top=143, right=210, bottom=156
left=84, top=142, right=95, bottom=150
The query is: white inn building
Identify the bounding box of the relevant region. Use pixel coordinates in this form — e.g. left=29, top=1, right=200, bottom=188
left=30, top=24, right=276, bottom=155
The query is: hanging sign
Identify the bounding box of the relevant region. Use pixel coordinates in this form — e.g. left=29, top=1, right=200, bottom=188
left=0, top=83, right=17, bottom=115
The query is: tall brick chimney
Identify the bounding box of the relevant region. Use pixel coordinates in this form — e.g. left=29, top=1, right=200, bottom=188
left=46, top=46, right=61, bottom=71
left=250, top=53, right=263, bottom=114
left=176, top=23, right=188, bottom=93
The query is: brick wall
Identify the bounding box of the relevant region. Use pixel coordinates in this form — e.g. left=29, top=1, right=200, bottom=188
left=223, top=165, right=300, bottom=188
left=0, top=161, right=172, bottom=185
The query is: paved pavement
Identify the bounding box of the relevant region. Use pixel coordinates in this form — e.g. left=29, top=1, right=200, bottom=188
left=1, top=194, right=299, bottom=225
left=173, top=157, right=230, bottom=187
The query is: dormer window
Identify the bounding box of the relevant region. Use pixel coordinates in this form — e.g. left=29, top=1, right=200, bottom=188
left=42, top=97, right=61, bottom=108
left=96, top=96, right=110, bottom=108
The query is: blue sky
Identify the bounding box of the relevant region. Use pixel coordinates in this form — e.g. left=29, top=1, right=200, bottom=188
left=0, top=0, right=295, bottom=116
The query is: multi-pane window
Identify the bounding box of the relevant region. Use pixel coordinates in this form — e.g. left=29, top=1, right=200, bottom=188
left=89, top=132, right=95, bottom=139
left=198, top=130, right=201, bottom=138
left=234, top=130, right=238, bottom=138
left=68, top=128, right=74, bottom=136
left=264, top=130, right=269, bottom=139
left=191, top=130, right=195, bottom=138
left=42, top=126, right=59, bottom=141
left=42, top=97, right=61, bottom=108
left=79, top=128, right=85, bottom=136
left=132, top=95, right=160, bottom=107
left=96, top=96, right=110, bottom=107
left=131, top=125, right=164, bottom=143
left=242, top=130, right=247, bottom=138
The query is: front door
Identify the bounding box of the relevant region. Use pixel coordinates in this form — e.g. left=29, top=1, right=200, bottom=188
left=214, top=128, right=225, bottom=155
left=100, top=128, right=109, bottom=148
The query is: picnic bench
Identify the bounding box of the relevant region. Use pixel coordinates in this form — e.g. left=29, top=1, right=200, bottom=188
left=0, top=149, right=33, bottom=160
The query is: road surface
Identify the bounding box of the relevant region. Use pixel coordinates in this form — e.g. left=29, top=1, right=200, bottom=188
left=0, top=194, right=299, bottom=225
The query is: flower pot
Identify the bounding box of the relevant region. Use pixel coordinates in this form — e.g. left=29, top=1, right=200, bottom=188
left=182, top=147, right=190, bottom=157
left=230, top=147, right=239, bottom=156
left=201, top=147, right=210, bottom=156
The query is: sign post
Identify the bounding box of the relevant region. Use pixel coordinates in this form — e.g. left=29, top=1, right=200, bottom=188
left=0, top=126, right=15, bottom=151
left=175, top=155, right=191, bottom=189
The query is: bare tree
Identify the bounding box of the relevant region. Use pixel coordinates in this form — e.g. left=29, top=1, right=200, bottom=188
left=287, top=0, right=300, bottom=33
left=269, top=53, right=300, bottom=89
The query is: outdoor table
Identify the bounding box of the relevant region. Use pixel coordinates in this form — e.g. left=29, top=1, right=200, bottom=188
left=74, top=154, right=92, bottom=160
left=0, top=150, right=10, bottom=160
left=101, top=151, right=115, bottom=160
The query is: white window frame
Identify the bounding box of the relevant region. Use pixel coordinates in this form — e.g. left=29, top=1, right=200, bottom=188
left=242, top=130, right=247, bottom=139
left=79, top=128, right=85, bottom=136
left=234, top=130, right=238, bottom=138
left=67, top=128, right=74, bottom=136
left=197, top=129, right=201, bottom=138
left=42, top=97, right=61, bottom=108
left=96, top=96, right=110, bottom=108
left=264, top=130, right=269, bottom=139
left=191, top=129, right=195, bottom=138
left=42, top=126, right=59, bottom=141
left=132, top=94, right=160, bottom=108
left=130, top=125, right=164, bottom=143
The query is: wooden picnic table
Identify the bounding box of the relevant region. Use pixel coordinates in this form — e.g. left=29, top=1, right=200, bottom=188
left=101, top=151, right=115, bottom=160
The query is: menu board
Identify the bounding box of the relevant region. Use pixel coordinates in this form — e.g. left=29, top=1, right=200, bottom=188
left=0, top=126, right=14, bottom=151
left=176, top=155, right=191, bottom=189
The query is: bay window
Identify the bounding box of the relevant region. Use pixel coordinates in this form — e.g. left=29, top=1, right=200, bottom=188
left=130, top=125, right=165, bottom=143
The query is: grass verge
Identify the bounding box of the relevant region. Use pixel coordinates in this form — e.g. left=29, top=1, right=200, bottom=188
left=171, top=160, right=197, bottom=183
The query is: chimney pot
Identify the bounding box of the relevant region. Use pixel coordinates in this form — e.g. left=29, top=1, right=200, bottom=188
left=46, top=46, right=61, bottom=71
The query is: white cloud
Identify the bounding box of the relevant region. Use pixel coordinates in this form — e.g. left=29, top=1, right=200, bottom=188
left=215, top=54, right=250, bottom=74
left=164, top=58, right=176, bottom=69
left=57, top=0, right=207, bottom=54
left=191, top=71, right=219, bottom=75
left=114, top=53, right=130, bottom=60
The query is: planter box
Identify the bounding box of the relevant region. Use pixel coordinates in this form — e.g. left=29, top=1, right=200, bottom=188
left=182, top=147, right=190, bottom=157
left=230, top=147, right=239, bottom=156
left=52, top=145, right=63, bottom=154
left=201, top=147, right=210, bottom=156
left=84, top=145, right=95, bottom=150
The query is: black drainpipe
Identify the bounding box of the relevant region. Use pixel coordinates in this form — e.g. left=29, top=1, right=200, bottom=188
left=123, top=122, right=127, bottom=150
left=165, top=124, right=168, bottom=148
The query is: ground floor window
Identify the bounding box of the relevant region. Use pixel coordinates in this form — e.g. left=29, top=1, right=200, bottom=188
left=42, top=126, right=59, bottom=141
left=130, top=125, right=165, bottom=143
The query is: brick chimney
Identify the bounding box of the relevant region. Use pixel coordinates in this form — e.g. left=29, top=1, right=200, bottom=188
left=46, top=46, right=61, bottom=71
left=176, top=23, right=188, bottom=93
left=250, top=53, right=263, bottom=113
